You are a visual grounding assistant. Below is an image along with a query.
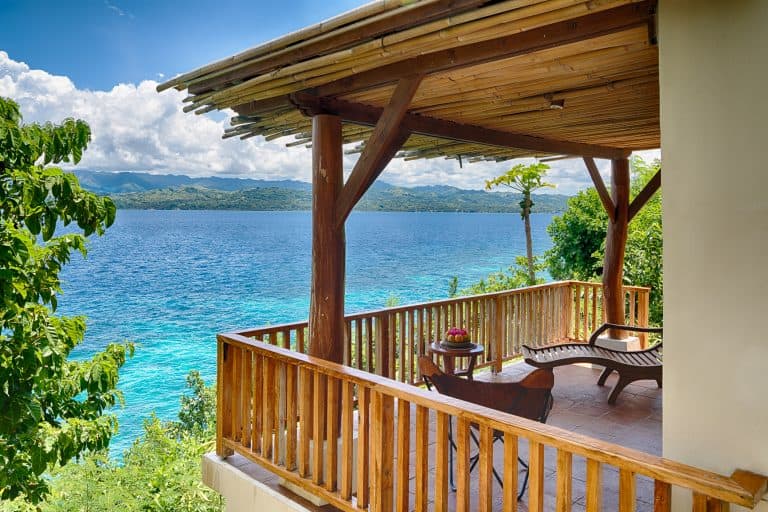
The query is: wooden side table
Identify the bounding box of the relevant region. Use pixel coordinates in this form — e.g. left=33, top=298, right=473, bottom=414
left=428, top=342, right=484, bottom=380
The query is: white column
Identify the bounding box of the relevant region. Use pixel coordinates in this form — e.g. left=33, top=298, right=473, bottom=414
left=660, top=2, right=768, bottom=510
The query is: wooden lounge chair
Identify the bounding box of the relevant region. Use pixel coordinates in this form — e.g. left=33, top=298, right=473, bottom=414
left=419, top=356, right=554, bottom=499
left=522, top=323, right=663, bottom=405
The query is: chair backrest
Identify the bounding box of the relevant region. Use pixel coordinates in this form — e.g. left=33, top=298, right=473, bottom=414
left=418, top=356, right=554, bottom=423
left=588, top=323, right=663, bottom=346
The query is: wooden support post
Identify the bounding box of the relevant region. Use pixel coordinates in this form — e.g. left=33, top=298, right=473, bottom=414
left=602, top=158, right=630, bottom=339
left=335, top=75, right=421, bottom=227
left=584, top=157, right=615, bottom=221
left=628, top=168, right=661, bottom=222
left=309, top=114, right=345, bottom=364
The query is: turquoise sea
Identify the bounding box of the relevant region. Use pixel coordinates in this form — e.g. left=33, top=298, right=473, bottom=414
left=59, top=210, right=554, bottom=453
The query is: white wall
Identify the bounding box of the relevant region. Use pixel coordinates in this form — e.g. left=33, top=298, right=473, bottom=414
left=203, top=453, right=311, bottom=512
left=659, top=1, right=768, bottom=509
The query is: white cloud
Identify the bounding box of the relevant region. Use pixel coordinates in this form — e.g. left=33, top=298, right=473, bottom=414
left=0, top=51, right=659, bottom=194
left=0, top=51, right=313, bottom=181
left=104, top=1, right=134, bottom=19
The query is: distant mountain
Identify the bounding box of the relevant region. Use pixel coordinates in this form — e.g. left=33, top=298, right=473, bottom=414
left=74, top=170, right=312, bottom=194
left=78, top=170, right=569, bottom=213
left=109, top=186, right=569, bottom=213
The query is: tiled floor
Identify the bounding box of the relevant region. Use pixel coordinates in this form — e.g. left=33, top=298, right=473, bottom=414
left=223, top=361, right=662, bottom=511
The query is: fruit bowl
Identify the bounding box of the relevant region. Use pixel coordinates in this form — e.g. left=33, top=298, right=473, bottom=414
left=444, top=327, right=470, bottom=344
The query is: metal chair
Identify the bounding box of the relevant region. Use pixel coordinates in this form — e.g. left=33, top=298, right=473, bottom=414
left=418, top=356, right=554, bottom=500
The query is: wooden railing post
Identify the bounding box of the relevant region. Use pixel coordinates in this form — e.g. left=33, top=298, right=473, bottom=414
left=561, top=283, right=572, bottom=340
left=237, top=281, right=654, bottom=383
left=638, top=288, right=650, bottom=347
left=376, top=313, right=391, bottom=378
left=216, top=336, right=768, bottom=512
left=493, top=296, right=503, bottom=373
left=216, top=337, right=234, bottom=457
left=370, top=391, right=394, bottom=512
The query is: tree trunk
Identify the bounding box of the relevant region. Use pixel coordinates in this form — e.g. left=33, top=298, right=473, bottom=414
left=523, top=193, right=536, bottom=285
left=602, top=158, right=630, bottom=339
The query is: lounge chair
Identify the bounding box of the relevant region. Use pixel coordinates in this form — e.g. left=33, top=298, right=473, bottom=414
left=522, top=323, right=662, bottom=405
left=418, top=356, right=554, bottom=499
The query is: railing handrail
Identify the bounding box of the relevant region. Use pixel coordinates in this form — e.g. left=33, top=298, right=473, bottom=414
left=219, top=332, right=766, bottom=508
left=234, top=280, right=651, bottom=337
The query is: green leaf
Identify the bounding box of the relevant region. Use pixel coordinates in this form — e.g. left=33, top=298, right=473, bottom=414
left=0, top=96, right=132, bottom=504
left=42, top=209, right=56, bottom=241
left=25, top=214, right=41, bottom=235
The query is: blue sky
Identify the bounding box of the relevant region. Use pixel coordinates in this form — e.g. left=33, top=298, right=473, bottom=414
left=1, top=0, right=362, bottom=90
left=0, top=1, right=658, bottom=192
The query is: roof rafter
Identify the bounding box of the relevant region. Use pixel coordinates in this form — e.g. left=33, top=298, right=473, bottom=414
left=289, top=92, right=630, bottom=160
left=629, top=167, right=661, bottom=221
left=335, top=76, right=423, bottom=227
left=584, top=157, right=616, bottom=221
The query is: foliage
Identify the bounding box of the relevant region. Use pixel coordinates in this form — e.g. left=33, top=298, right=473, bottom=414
left=0, top=97, right=131, bottom=503
left=447, top=276, right=459, bottom=298
left=110, top=184, right=570, bottom=213
left=484, top=162, right=555, bottom=218
left=0, top=372, right=222, bottom=512
left=623, top=158, right=663, bottom=324
left=485, top=162, right=555, bottom=285
left=546, top=156, right=663, bottom=324
left=384, top=294, right=401, bottom=308
left=460, top=256, right=546, bottom=295
left=170, top=371, right=217, bottom=438
left=545, top=189, right=608, bottom=280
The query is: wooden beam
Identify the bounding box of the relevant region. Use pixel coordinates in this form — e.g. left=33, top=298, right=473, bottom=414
left=312, top=2, right=654, bottom=99
left=289, top=92, right=630, bottom=160
left=628, top=168, right=661, bottom=222
left=584, top=157, right=616, bottom=221
left=309, top=114, right=345, bottom=364
left=602, top=158, right=630, bottom=339
left=187, top=0, right=487, bottom=95
left=731, top=470, right=768, bottom=509
left=335, top=76, right=422, bottom=227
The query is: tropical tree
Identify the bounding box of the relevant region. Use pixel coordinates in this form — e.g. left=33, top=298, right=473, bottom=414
left=546, top=156, right=663, bottom=324
left=0, top=96, right=132, bottom=503
left=0, top=371, right=222, bottom=512
left=485, top=162, right=554, bottom=285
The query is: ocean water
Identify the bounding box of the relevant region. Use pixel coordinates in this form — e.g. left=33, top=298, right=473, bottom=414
left=58, top=210, right=554, bottom=453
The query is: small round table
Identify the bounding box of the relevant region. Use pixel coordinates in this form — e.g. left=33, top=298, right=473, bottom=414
left=428, top=342, right=484, bottom=380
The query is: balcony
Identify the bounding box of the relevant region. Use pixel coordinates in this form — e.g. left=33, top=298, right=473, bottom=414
left=207, top=281, right=766, bottom=511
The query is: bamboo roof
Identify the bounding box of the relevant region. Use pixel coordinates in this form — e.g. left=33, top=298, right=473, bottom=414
left=159, top=0, right=659, bottom=162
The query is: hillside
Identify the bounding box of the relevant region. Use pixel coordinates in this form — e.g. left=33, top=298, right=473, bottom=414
left=74, top=170, right=312, bottom=194
left=110, top=184, right=569, bottom=213
left=77, top=170, right=569, bottom=213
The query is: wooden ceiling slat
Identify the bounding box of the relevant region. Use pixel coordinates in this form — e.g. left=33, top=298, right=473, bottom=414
left=311, top=2, right=653, bottom=100
left=187, top=0, right=490, bottom=95
left=186, top=1, right=648, bottom=112
left=159, top=0, right=408, bottom=91
left=164, top=0, right=660, bottom=162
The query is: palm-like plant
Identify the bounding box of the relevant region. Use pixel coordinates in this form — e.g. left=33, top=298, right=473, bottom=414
left=485, top=162, right=555, bottom=285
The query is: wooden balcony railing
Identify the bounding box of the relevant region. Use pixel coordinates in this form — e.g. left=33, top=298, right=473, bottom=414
left=216, top=336, right=768, bottom=512
left=236, top=280, right=651, bottom=384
